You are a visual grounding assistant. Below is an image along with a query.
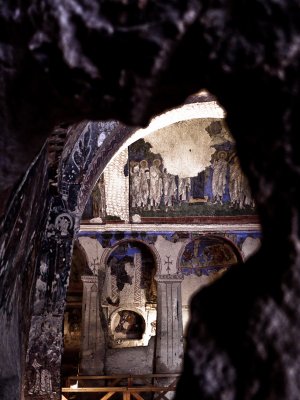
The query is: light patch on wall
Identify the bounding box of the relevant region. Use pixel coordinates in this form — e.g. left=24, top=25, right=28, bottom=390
left=241, top=237, right=261, bottom=260
left=110, top=100, right=225, bottom=163
left=104, top=149, right=129, bottom=222
left=78, top=236, right=105, bottom=271
left=145, top=120, right=215, bottom=178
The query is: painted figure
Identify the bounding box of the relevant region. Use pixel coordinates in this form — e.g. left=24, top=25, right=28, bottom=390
left=229, top=156, right=244, bottom=208
left=162, top=168, right=177, bottom=209
left=178, top=177, right=191, bottom=204
left=242, top=175, right=255, bottom=208
left=92, top=174, right=106, bottom=219
left=212, top=151, right=228, bottom=204
left=130, top=162, right=141, bottom=208
left=203, top=244, right=237, bottom=266
left=149, top=159, right=163, bottom=209
left=139, top=159, right=150, bottom=209
left=229, top=156, right=255, bottom=209
left=115, top=310, right=144, bottom=339
left=29, top=359, right=53, bottom=396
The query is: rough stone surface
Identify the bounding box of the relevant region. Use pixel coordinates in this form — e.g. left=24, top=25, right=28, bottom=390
left=0, top=146, right=49, bottom=399
left=1, top=1, right=300, bottom=400
left=0, top=0, right=201, bottom=201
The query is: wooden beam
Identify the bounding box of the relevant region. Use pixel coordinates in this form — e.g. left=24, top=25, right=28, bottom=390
left=62, top=386, right=176, bottom=393
left=100, top=392, right=116, bottom=400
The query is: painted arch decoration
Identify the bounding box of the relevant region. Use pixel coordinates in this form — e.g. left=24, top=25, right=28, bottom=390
left=180, top=236, right=241, bottom=277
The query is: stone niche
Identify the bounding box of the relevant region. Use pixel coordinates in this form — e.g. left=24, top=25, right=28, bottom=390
left=102, top=240, right=157, bottom=348
left=109, top=307, right=151, bottom=348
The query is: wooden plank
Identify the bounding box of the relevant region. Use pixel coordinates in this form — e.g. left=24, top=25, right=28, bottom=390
left=154, top=378, right=178, bottom=400
left=68, top=375, right=128, bottom=380
left=66, top=374, right=179, bottom=382
left=62, top=387, right=126, bottom=393
left=123, top=392, right=130, bottom=400
left=100, top=392, right=116, bottom=400
left=61, top=395, right=68, bottom=400
left=62, top=386, right=176, bottom=393
left=127, top=387, right=176, bottom=393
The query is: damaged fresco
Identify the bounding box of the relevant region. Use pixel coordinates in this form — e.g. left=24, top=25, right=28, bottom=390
left=128, top=119, right=255, bottom=219
left=83, top=118, right=256, bottom=223
left=105, top=241, right=157, bottom=306
left=180, top=236, right=240, bottom=277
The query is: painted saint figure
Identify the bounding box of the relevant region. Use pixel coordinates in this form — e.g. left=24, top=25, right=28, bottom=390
left=92, top=174, right=106, bottom=220
left=130, top=162, right=141, bottom=208
left=229, top=156, right=244, bottom=208
left=178, top=177, right=191, bottom=205
left=149, top=159, right=163, bottom=210
left=139, top=160, right=150, bottom=209
left=229, top=155, right=255, bottom=209
left=211, top=151, right=228, bottom=204
left=242, top=175, right=255, bottom=208
left=162, top=168, right=177, bottom=210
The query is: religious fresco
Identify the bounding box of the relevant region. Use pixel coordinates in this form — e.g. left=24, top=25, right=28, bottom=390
left=103, top=241, right=157, bottom=347
left=180, top=236, right=240, bottom=276
left=128, top=119, right=256, bottom=220
left=113, top=310, right=145, bottom=340
left=82, top=118, right=257, bottom=222
left=105, top=242, right=157, bottom=306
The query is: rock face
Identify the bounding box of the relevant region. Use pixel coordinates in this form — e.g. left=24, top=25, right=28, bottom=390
left=1, top=1, right=300, bottom=400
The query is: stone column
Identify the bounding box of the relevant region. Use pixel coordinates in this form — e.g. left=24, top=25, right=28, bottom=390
left=153, top=235, right=186, bottom=374
left=80, top=275, right=105, bottom=375
left=155, top=273, right=184, bottom=373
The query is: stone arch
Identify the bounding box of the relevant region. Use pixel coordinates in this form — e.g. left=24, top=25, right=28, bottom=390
left=71, top=239, right=93, bottom=278
left=102, top=238, right=159, bottom=306
left=57, top=97, right=225, bottom=219
left=178, top=234, right=243, bottom=275
left=101, top=238, right=162, bottom=277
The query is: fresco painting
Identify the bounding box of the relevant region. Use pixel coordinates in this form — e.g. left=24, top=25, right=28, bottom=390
left=181, top=236, right=239, bottom=276
left=82, top=118, right=256, bottom=222
left=128, top=119, right=256, bottom=219
left=114, top=310, right=145, bottom=340
left=106, top=242, right=157, bottom=305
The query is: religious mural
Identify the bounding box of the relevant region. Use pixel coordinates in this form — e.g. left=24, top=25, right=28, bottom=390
left=105, top=242, right=157, bottom=306
left=82, top=118, right=256, bottom=222
left=180, top=236, right=239, bottom=277
left=128, top=119, right=256, bottom=219
left=82, top=173, right=107, bottom=222
left=113, top=310, right=145, bottom=340
left=102, top=241, right=157, bottom=347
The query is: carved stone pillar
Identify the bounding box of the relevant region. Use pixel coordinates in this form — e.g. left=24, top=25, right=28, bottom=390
left=80, top=275, right=104, bottom=375
left=155, top=274, right=184, bottom=373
